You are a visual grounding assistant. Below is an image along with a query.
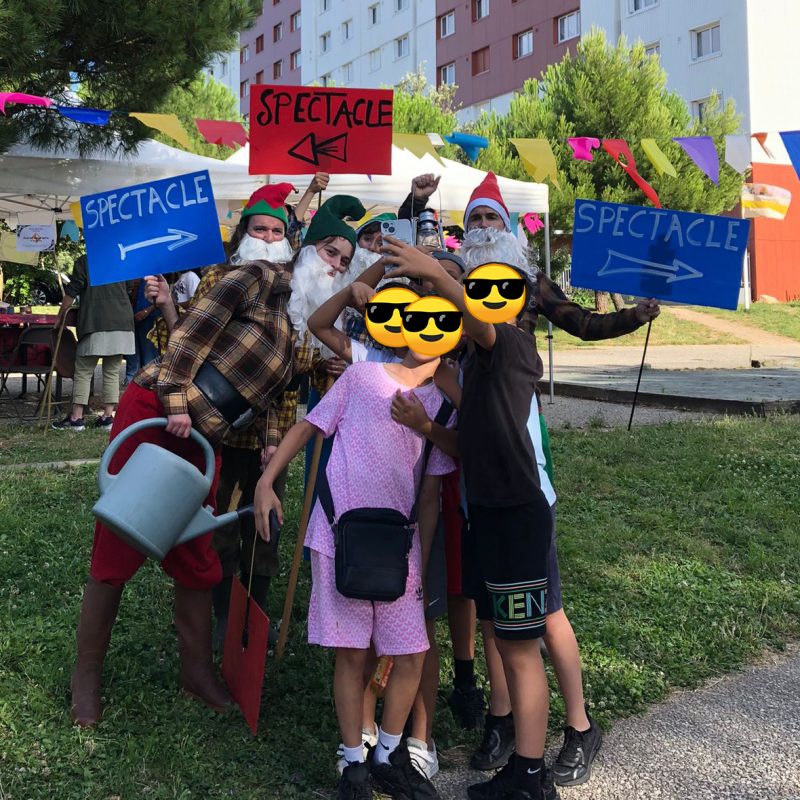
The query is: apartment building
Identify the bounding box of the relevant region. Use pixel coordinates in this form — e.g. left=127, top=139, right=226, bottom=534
left=203, top=43, right=241, bottom=100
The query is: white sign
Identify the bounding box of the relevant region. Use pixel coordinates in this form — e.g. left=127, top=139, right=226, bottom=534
left=16, top=224, right=56, bottom=252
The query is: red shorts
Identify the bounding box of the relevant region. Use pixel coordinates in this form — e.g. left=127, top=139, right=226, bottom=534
left=442, top=467, right=465, bottom=596
left=90, top=382, right=223, bottom=590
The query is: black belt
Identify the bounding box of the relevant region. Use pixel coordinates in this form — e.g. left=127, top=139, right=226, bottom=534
left=194, top=361, right=254, bottom=429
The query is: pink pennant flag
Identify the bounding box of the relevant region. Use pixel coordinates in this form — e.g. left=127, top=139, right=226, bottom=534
left=0, top=92, right=53, bottom=115
left=567, top=137, right=601, bottom=161
left=195, top=119, right=248, bottom=148
left=673, top=136, right=719, bottom=185
left=445, top=235, right=461, bottom=250
left=522, top=212, right=545, bottom=234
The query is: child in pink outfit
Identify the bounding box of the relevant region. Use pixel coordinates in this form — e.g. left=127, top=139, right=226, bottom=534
left=255, top=355, right=454, bottom=799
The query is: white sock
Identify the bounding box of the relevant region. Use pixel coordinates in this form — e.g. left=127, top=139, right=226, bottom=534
left=342, top=743, right=365, bottom=764
left=375, top=728, right=403, bottom=765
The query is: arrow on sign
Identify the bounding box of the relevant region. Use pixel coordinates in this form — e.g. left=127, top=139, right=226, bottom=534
left=117, top=228, right=198, bottom=261
left=598, top=250, right=703, bottom=283
left=288, top=132, right=349, bottom=166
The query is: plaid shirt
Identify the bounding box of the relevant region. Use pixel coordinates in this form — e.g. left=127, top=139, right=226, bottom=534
left=136, top=261, right=294, bottom=448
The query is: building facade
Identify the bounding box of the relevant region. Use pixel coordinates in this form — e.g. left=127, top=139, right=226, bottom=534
left=300, top=0, right=436, bottom=91
left=203, top=42, right=241, bottom=100
left=238, top=0, right=303, bottom=124
left=435, top=0, right=581, bottom=123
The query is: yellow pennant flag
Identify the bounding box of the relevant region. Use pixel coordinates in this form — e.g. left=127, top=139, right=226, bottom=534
left=641, top=139, right=677, bottom=178
left=393, top=133, right=444, bottom=165
left=130, top=112, right=192, bottom=150
left=510, top=139, right=559, bottom=188
left=70, top=201, right=83, bottom=228
left=448, top=210, right=465, bottom=229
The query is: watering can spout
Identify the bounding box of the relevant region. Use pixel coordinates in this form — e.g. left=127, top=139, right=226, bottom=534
left=175, top=504, right=255, bottom=546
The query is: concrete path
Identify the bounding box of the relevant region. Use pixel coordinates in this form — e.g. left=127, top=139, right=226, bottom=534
left=434, top=647, right=800, bottom=800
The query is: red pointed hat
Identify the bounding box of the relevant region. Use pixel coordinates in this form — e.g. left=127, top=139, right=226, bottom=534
left=241, top=182, right=296, bottom=227
left=464, top=171, right=511, bottom=231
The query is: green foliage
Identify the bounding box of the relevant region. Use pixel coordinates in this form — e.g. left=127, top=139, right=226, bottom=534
left=153, top=74, right=244, bottom=159
left=474, top=31, right=745, bottom=232
left=0, top=0, right=259, bottom=155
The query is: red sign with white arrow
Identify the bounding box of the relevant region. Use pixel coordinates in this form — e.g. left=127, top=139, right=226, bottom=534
left=248, top=85, right=393, bottom=175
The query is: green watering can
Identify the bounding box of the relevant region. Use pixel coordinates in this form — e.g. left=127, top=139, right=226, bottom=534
left=92, top=417, right=252, bottom=561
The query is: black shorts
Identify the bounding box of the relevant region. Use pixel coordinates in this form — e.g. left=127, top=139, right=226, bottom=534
left=424, top=516, right=448, bottom=621
left=463, top=496, right=552, bottom=640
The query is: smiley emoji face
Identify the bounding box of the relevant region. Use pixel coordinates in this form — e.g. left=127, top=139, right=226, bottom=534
left=365, top=286, right=420, bottom=348
left=463, top=262, right=527, bottom=324
left=401, top=296, right=463, bottom=357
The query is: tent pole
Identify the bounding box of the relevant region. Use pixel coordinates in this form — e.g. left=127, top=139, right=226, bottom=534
left=544, top=212, right=554, bottom=405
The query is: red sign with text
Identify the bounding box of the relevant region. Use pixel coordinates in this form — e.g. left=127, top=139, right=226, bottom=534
left=249, top=85, right=394, bottom=175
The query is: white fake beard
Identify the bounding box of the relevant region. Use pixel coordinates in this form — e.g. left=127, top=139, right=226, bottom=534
left=349, top=246, right=382, bottom=278
left=461, top=227, right=535, bottom=278
left=230, top=233, right=294, bottom=265
left=287, top=245, right=352, bottom=342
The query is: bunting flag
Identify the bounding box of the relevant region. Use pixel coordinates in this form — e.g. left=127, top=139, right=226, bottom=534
left=741, top=183, right=791, bottom=220
left=57, top=106, right=112, bottom=126
left=0, top=232, right=39, bottom=265
left=60, top=220, right=81, bottom=241
left=779, top=131, right=800, bottom=182
left=673, top=136, right=719, bottom=185
left=522, top=212, right=545, bottom=234
left=640, top=138, right=677, bottom=177
left=448, top=210, right=465, bottom=229
left=444, top=132, right=489, bottom=162
left=567, top=137, right=601, bottom=161
left=195, top=119, right=248, bottom=148
left=70, top=202, right=84, bottom=228
left=602, top=139, right=661, bottom=207
left=510, top=138, right=560, bottom=188
left=753, top=132, right=775, bottom=160
left=129, top=112, right=192, bottom=149
left=725, top=135, right=751, bottom=174
left=0, top=92, right=52, bottom=114
left=393, top=133, right=444, bottom=165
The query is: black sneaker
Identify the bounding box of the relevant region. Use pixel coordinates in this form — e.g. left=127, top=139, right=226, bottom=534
left=370, top=740, right=439, bottom=799
left=95, top=415, right=114, bottom=430
left=552, top=715, right=602, bottom=787
left=468, top=759, right=558, bottom=800
left=338, top=761, right=373, bottom=800
left=448, top=681, right=486, bottom=730
left=52, top=416, right=85, bottom=431
left=470, top=713, right=515, bottom=771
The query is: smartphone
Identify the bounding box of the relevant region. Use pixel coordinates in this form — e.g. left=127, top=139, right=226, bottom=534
left=380, top=219, right=415, bottom=245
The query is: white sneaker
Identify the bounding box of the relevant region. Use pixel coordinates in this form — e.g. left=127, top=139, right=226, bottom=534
left=336, top=724, right=379, bottom=774
left=407, top=737, right=439, bottom=779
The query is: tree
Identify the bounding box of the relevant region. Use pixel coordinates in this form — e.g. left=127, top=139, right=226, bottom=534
left=474, top=32, right=745, bottom=308
left=0, top=0, right=258, bottom=155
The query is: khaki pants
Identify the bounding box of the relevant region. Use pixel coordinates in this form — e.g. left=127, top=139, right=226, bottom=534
left=72, top=354, right=123, bottom=407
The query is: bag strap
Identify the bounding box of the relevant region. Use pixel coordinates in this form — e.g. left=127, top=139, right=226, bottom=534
left=316, top=398, right=455, bottom=528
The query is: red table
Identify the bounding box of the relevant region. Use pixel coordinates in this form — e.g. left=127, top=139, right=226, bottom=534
left=0, top=314, right=61, bottom=399
left=0, top=313, right=59, bottom=326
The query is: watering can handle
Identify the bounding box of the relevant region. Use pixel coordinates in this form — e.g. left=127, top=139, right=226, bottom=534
left=97, top=417, right=216, bottom=494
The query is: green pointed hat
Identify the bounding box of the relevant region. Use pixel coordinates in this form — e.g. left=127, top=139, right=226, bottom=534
left=304, top=195, right=366, bottom=248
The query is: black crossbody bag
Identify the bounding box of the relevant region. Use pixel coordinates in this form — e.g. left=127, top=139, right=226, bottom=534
left=316, top=400, right=454, bottom=603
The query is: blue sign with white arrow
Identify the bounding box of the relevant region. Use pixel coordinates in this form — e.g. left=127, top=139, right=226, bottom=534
left=571, top=199, right=751, bottom=310
left=81, top=170, right=225, bottom=286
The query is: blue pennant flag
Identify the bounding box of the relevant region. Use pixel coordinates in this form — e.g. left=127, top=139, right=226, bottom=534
left=57, top=107, right=112, bottom=126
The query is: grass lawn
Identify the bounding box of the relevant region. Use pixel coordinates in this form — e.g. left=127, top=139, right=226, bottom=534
left=538, top=310, right=745, bottom=348
left=1, top=417, right=799, bottom=798
left=690, top=302, right=800, bottom=341
left=0, top=425, right=107, bottom=466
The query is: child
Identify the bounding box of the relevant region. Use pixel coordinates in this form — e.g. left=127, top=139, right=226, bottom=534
left=254, top=353, right=455, bottom=800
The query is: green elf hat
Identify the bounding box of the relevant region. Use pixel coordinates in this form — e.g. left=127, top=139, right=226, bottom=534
left=240, top=183, right=296, bottom=229
left=356, top=212, right=397, bottom=239
left=304, top=195, right=366, bottom=248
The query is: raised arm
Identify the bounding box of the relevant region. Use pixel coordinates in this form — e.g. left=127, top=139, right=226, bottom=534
left=293, top=172, right=330, bottom=223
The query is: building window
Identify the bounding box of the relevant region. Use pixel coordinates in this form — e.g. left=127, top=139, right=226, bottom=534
left=321, top=73, right=332, bottom=86
left=514, top=29, right=533, bottom=59
left=255, top=35, right=264, bottom=53
left=342, top=62, right=353, bottom=83
left=240, top=79, right=249, bottom=98
left=320, top=31, right=331, bottom=53
left=692, top=95, right=721, bottom=122
left=291, top=50, right=301, bottom=70
left=369, top=3, right=380, bottom=25
left=290, top=10, right=301, bottom=30
left=439, top=62, right=456, bottom=85
left=321, top=0, right=330, bottom=11
left=472, top=45, right=490, bottom=75
left=692, top=23, right=721, bottom=59
left=629, top=0, right=657, bottom=12
left=220, top=58, right=228, bottom=76
left=342, top=19, right=353, bottom=40
left=243, top=113, right=249, bottom=126
left=272, top=61, right=282, bottom=79
left=256, top=69, right=264, bottom=83
left=439, top=11, right=455, bottom=38
left=557, top=10, right=580, bottom=43
left=644, top=41, right=660, bottom=57
left=472, top=0, right=489, bottom=21
left=395, top=35, right=409, bottom=58
left=273, top=22, right=283, bottom=42
left=240, top=45, right=250, bottom=63
left=395, top=0, right=408, bottom=10
left=369, top=48, right=381, bottom=71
